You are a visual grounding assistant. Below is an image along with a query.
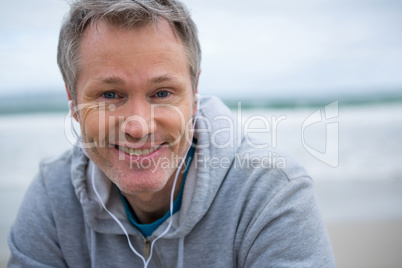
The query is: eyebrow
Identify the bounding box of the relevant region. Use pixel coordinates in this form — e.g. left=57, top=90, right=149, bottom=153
left=152, top=74, right=179, bottom=84
left=96, top=76, right=125, bottom=85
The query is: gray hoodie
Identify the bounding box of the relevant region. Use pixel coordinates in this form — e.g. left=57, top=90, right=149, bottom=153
left=8, top=96, right=335, bottom=267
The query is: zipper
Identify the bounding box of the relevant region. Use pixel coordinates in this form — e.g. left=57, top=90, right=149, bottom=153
left=144, top=238, right=151, bottom=260
left=143, top=237, right=165, bottom=267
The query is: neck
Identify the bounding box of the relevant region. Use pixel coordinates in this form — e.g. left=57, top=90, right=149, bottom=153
left=122, top=164, right=186, bottom=224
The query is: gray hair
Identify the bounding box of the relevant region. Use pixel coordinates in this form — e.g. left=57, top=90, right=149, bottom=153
left=57, top=0, right=201, bottom=101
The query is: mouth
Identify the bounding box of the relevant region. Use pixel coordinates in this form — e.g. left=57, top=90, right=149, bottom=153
left=115, top=144, right=163, bottom=156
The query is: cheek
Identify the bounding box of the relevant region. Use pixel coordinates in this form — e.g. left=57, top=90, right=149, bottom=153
left=79, top=108, right=106, bottom=142
left=154, top=106, right=192, bottom=134
left=156, top=107, right=194, bottom=153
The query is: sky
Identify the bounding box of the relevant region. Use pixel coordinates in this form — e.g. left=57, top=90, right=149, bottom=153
left=1, top=0, right=402, bottom=99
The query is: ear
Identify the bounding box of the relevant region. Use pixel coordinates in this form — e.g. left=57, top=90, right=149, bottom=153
left=65, top=84, right=79, bottom=122
left=193, top=69, right=201, bottom=116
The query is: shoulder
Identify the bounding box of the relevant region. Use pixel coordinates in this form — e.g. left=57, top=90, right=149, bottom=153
left=40, top=149, right=73, bottom=183
left=38, top=149, right=85, bottom=215
left=18, top=149, right=80, bottom=219
left=8, top=150, right=74, bottom=266
left=8, top=149, right=91, bottom=267
left=18, top=149, right=77, bottom=215
left=227, top=143, right=335, bottom=267
left=219, top=140, right=318, bottom=239
left=228, top=138, right=312, bottom=194
left=214, top=139, right=316, bottom=229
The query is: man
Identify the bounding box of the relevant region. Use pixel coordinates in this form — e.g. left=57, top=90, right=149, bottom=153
left=8, top=0, right=335, bottom=267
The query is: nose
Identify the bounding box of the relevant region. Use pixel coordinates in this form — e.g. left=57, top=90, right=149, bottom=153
left=120, top=99, right=155, bottom=141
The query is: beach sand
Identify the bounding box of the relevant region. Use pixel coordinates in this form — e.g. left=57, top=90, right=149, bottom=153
left=328, top=220, right=402, bottom=268
left=316, top=180, right=402, bottom=268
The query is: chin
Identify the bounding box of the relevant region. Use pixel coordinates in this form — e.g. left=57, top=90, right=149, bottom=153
left=114, top=169, right=173, bottom=196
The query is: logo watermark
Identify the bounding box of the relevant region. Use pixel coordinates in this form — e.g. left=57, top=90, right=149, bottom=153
left=64, top=100, right=339, bottom=168
left=302, top=101, right=339, bottom=167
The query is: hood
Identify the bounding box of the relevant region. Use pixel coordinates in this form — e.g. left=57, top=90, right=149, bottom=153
left=71, top=96, right=239, bottom=238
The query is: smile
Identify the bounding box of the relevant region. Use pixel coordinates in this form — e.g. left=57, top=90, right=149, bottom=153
left=117, top=144, right=163, bottom=156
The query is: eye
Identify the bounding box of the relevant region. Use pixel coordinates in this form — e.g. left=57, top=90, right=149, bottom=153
left=102, top=92, right=117, bottom=99
left=155, top=91, right=171, bottom=98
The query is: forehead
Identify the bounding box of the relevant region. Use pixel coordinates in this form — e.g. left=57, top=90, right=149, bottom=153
left=79, top=18, right=184, bottom=59
left=75, top=18, right=191, bottom=90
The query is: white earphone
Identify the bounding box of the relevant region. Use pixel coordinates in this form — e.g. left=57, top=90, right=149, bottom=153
left=195, top=93, right=201, bottom=112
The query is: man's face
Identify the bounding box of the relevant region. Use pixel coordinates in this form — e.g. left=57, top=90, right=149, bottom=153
left=73, top=19, right=196, bottom=196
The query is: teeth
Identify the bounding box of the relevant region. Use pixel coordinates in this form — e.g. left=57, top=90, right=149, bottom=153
left=118, top=145, right=161, bottom=156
